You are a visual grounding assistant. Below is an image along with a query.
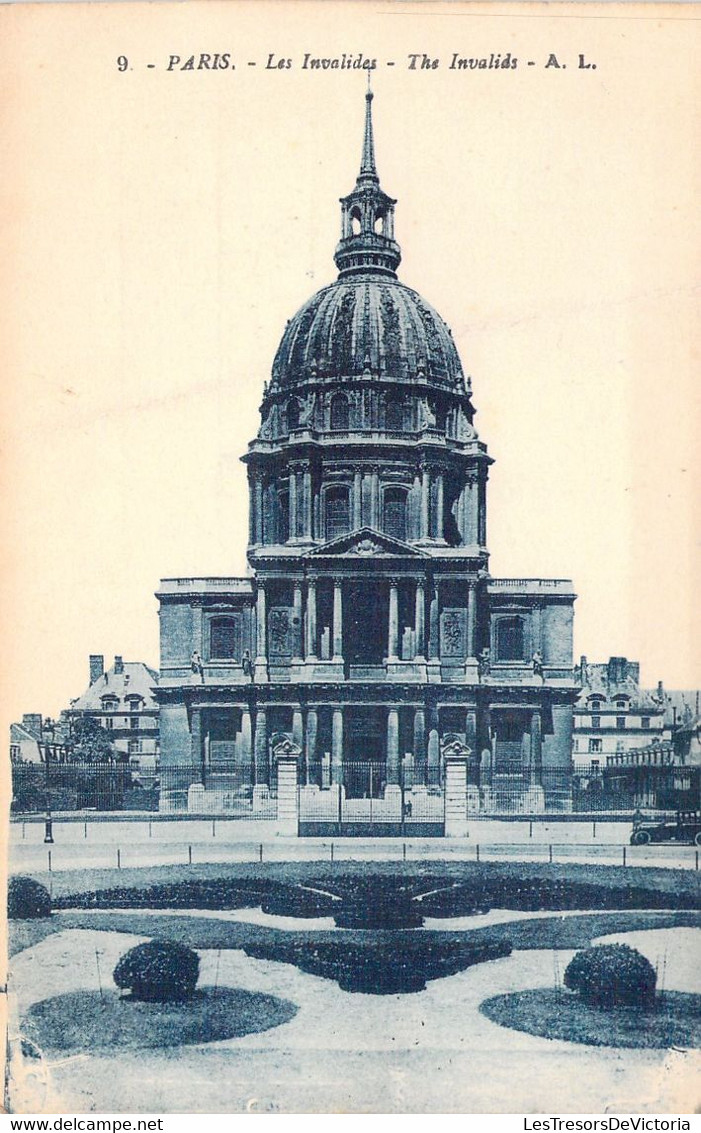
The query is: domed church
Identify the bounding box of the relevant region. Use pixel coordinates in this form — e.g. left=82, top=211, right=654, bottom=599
left=156, top=90, right=578, bottom=828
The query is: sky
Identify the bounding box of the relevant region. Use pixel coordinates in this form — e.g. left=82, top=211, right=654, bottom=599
left=1, top=1, right=699, bottom=734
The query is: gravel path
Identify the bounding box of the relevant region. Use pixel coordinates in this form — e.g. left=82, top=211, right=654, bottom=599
left=8, top=925, right=700, bottom=1113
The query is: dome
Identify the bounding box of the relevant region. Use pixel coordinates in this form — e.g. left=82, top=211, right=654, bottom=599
left=271, top=274, right=465, bottom=392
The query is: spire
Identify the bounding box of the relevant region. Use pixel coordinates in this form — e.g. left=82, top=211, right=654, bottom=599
left=334, top=84, right=401, bottom=279
left=359, top=82, right=378, bottom=183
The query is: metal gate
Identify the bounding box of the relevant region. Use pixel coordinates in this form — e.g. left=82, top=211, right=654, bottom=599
left=298, top=759, right=444, bottom=837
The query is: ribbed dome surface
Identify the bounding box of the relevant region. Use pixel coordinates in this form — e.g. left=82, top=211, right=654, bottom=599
left=271, top=275, right=465, bottom=391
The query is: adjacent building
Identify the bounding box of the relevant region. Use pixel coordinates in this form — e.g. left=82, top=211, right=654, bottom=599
left=572, top=656, right=668, bottom=773
left=156, top=89, right=578, bottom=825
left=65, top=654, right=160, bottom=776
left=602, top=712, right=701, bottom=812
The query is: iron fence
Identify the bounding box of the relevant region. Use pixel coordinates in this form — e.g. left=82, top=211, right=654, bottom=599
left=9, top=760, right=276, bottom=819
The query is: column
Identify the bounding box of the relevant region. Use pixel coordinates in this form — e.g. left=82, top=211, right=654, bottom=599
left=191, top=709, right=204, bottom=782
left=370, top=467, right=380, bottom=528
left=428, top=582, right=440, bottom=660
left=388, top=580, right=399, bottom=661
left=478, top=477, right=487, bottom=546
left=303, top=467, right=313, bottom=539
left=253, top=475, right=264, bottom=545
left=466, top=581, right=476, bottom=658
left=292, top=582, right=303, bottom=661
left=306, top=579, right=317, bottom=659
left=332, top=579, right=343, bottom=662
left=353, top=468, right=362, bottom=529
left=414, top=579, right=426, bottom=659
left=427, top=707, right=440, bottom=787
left=255, top=584, right=267, bottom=663
left=386, top=708, right=400, bottom=785
left=532, top=600, right=543, bottom=656
left=420, top=465, right=430, bottom=538
left=331, top=707, right=344, bottom=784
left=413, top=707, right=427, bottom=782
left=530, top=710, right=542, bottom=785
left=240, top=707, right=252, bottom=779
left=248, top=477, right=256, bottom=545
left=435, top=471, right=444, bottom=540
left=288, top=470, right=297, bottom=541
left=292, top=706, right=304, bottom=749
left=253, top=708, right=268, bottom=786
left=192, top=603, right=204, bottom=656
left=465, top=474, right=478, bottom=545
left=305, top=707, right=318, bottom=785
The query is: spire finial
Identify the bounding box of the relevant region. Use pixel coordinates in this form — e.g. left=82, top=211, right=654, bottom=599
left=334, top=81, right=401, bottom=278
left=360, top=76, right=378, bottom=182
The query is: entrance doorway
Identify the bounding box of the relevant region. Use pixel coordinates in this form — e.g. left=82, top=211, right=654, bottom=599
left=344, top=581, right=386, bottom=666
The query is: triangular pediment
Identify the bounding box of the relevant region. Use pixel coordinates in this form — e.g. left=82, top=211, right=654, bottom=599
left=308, top=527, right=430, bottom=559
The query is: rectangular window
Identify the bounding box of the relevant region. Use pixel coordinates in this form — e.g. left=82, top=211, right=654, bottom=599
left=130, top=717, right=139, bottom=730
left=616, top=740, right=625, bottom=753
left=591, top=716, right=600, bottom=729
left=588, top=738, right=602, bottom=753
left=128, top=739, right=141, bottom=754
left=616, top=716, right=626, bottom=729
left=641, top=717, right=650, bottom=729
left=210, top=617, right=241, bottom=660
left=495, top=617, right=524, bottom=662
left=104, top=718, right=113, bottom=730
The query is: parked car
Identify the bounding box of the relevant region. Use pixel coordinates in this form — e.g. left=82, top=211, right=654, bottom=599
left=630, top=811, right=701, bottom=846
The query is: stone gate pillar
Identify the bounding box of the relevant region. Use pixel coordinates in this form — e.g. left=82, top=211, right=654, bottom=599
left=273, top=737, right=301, bottom=837
left=442, top=736, right=471, bottom=837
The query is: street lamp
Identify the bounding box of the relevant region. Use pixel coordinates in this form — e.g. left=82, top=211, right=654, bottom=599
left=43, top=717, right=55, bottom=844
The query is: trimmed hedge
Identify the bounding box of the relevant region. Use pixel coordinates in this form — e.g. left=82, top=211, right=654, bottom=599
left=564, top=943, right=657, bottom=1009
left=244, top=935, right=512, bottom=994
left=8, top=876, right=51, bottom=920
left=113, top=940, right=200, bottom=1002
left=56, top=874, right=699, bottom=916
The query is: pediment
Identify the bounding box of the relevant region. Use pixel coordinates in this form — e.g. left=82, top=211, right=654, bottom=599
left=308, top=527, right=429, bottom=559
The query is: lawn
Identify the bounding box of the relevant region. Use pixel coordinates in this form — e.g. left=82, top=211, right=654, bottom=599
left=20, top=987, right=298, bottom=1052
left=480, top=987, right=701, bottom=1049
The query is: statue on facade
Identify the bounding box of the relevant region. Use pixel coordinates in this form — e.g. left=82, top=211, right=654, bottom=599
left=299, top=392, right=316, bottom=426
left=477, top=647, right=491, bottom=677
left=532, top=650, right=544, bottom=678
left=418, top=396, right=436, bottom=430
left=241, top=650, right=254, bottom=680
left=190, top=651, right=204, bottom=682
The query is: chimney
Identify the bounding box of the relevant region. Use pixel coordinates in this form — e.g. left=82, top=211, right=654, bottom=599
left=90, top=655, right=104, bottom=684
left=114, top=655, right=124, bottom=675
left=607, top=657, right=627, bottom=684
left=22, top=713, right=43, bottom=737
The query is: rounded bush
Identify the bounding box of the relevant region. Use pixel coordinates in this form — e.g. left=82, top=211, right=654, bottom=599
left=564, top=943, right=656, bottom=1009
left=113, top=940, right=200, bottom=1002
left=8, top=876, right=51, bottom=920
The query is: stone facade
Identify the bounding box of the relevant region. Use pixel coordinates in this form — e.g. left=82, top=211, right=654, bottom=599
left=156, top=90, right=578, bottom=820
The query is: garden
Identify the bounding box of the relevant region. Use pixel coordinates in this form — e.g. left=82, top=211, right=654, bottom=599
left=7, top=861, right=701, bottom=1113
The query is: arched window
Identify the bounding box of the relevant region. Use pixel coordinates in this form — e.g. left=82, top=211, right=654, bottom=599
left=385, top=395, right=404, bottom=432
left=374, top=212, right=385, bottom=234
left=350, top=209, right=362, bottom=236
left=287, top=398, right=301, bottom=431
left=495, top=616, right=525, bottom=662
left=384, top=487, right=407, bottom=541
left=325, top=486, right=350, bottom=540
left=209, top=617, right=241, bottom=661
left=329, top=393, right=349, bottom=431
left=277, top=489, right=289, bottom=543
